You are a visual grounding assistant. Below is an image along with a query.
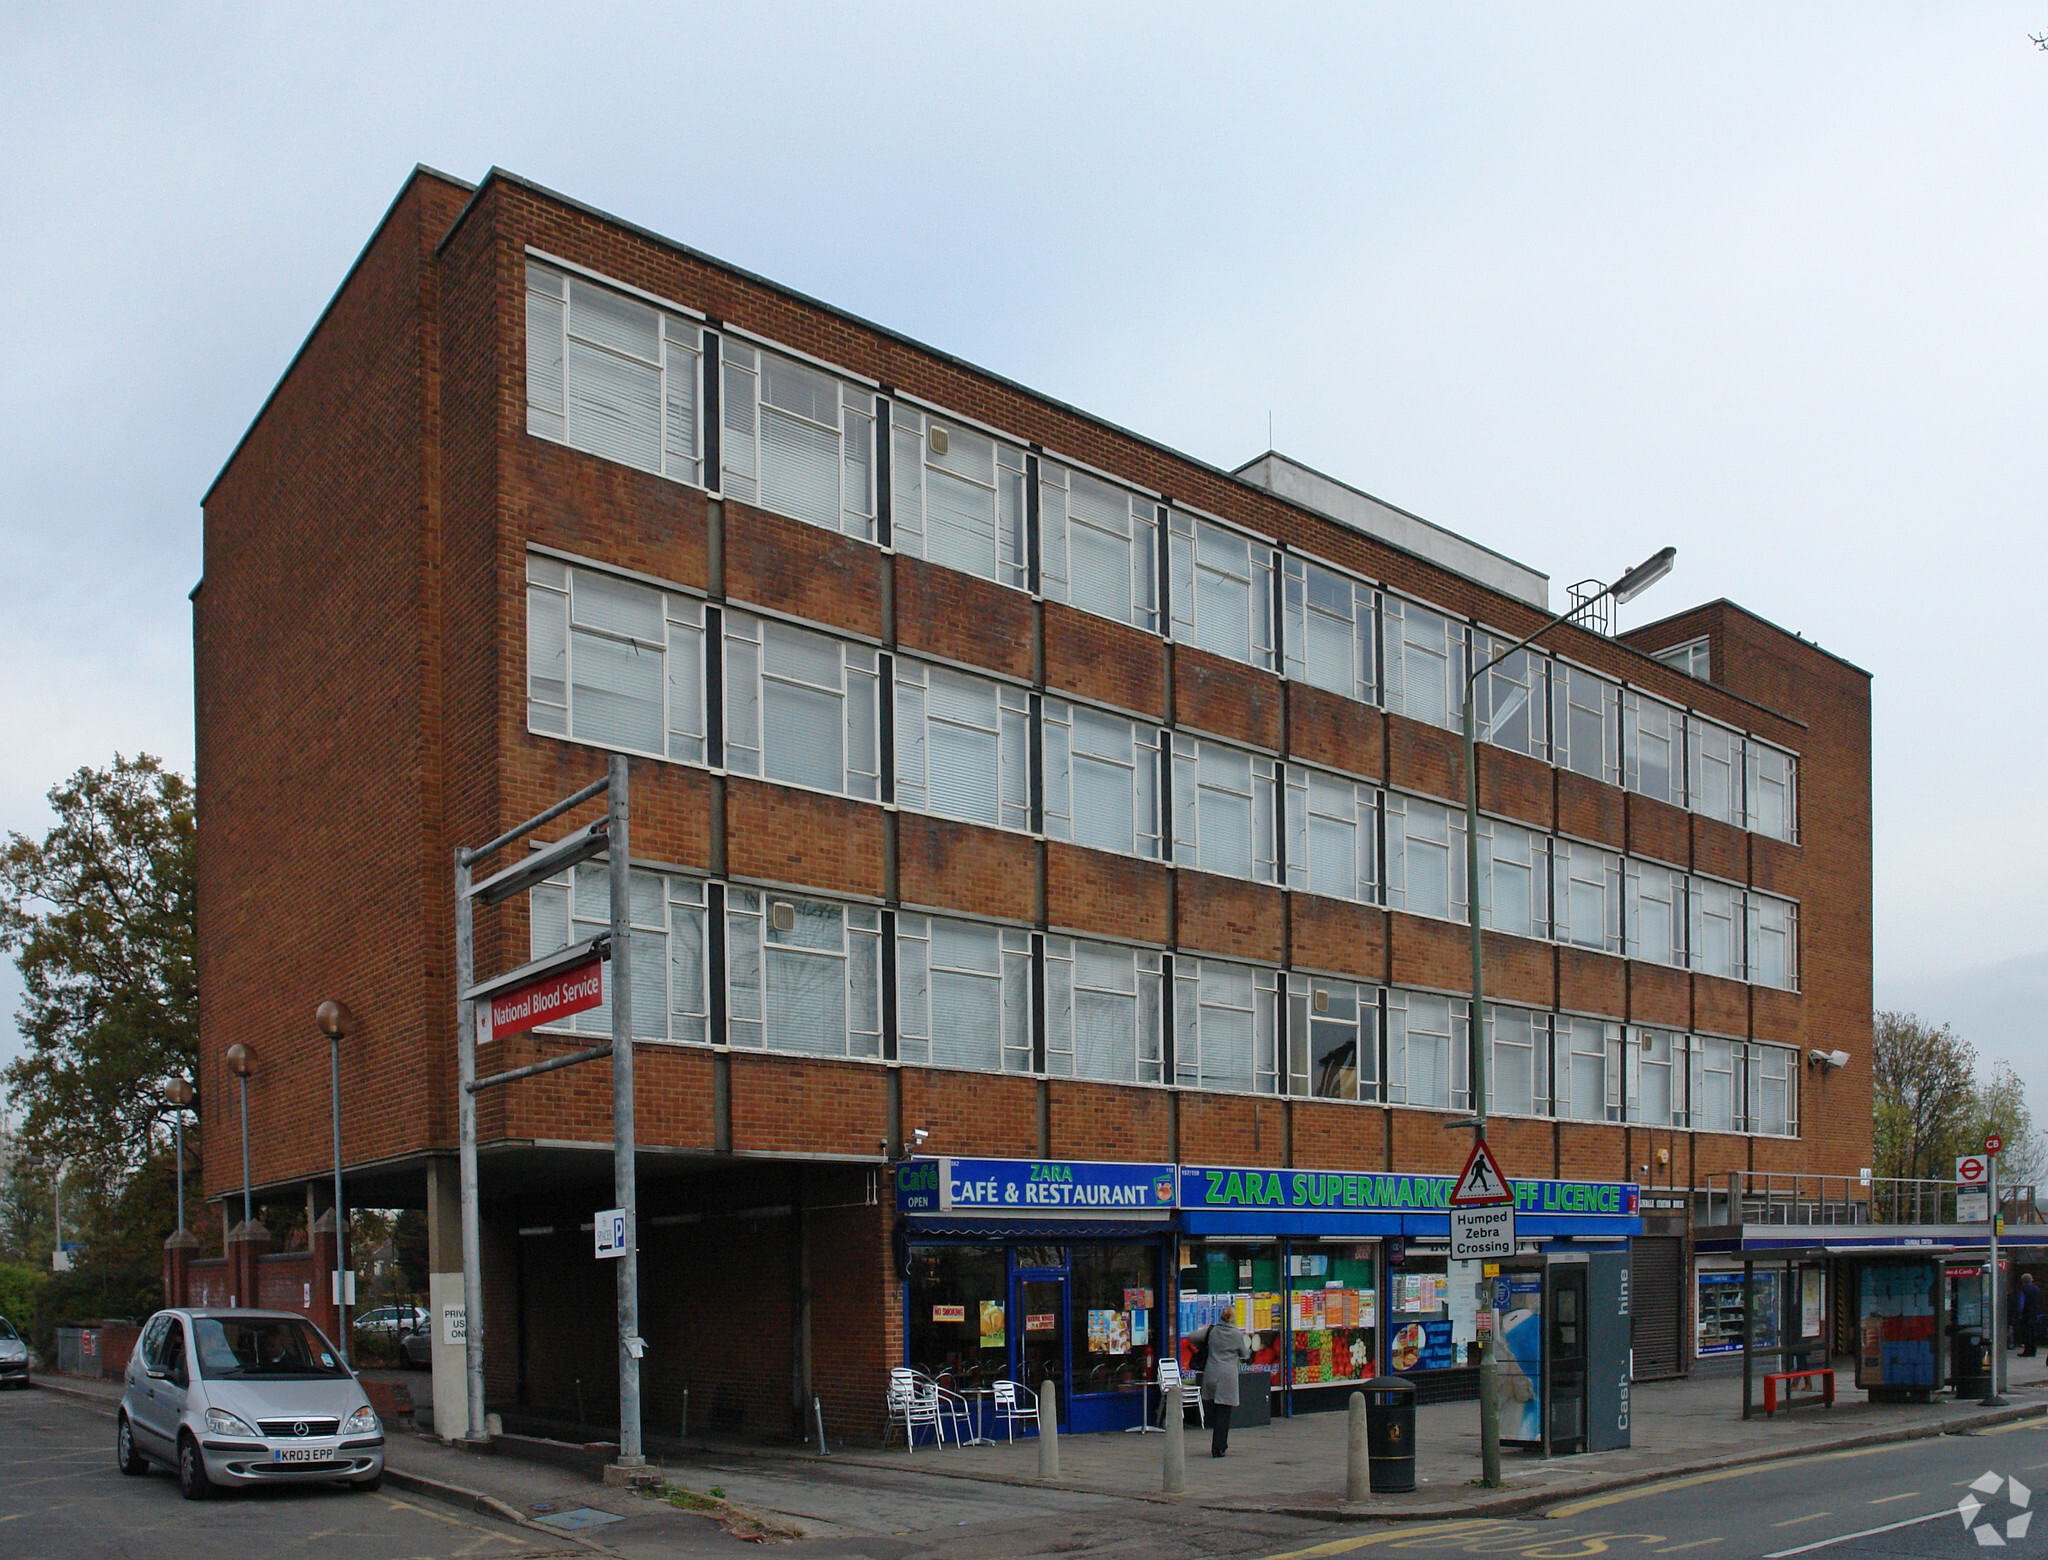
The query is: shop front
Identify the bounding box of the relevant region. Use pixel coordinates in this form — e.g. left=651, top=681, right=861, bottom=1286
left=896, top=1157, right=1176, bottom=1434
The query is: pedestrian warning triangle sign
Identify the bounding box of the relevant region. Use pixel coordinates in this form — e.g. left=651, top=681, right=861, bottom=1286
left=1448, top=1139, right=1515, bottom=1206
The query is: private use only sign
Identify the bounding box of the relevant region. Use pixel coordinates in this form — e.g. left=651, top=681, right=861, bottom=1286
left=479, top=957, right=603, bottom=1042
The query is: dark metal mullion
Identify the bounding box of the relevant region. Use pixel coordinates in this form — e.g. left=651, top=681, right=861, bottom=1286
left=1028, top=694, right=1044, bottom=834
left=1024, top=452, right=1041, bottom=595
left=703, top=330, right=722, bottom=486
left=878, top=653, right=896, bottom=805
left=1031, top=934, right=1048, bottom=1075
left=708, top=882, right=728, bottom=1045
left=705, top=605, right=725, bottom=765
left=881, top=910, right=899, bottom=1063
left=875, top=395, right=892, bottom=548
left=1160, top=953, right=1176, bottom=1089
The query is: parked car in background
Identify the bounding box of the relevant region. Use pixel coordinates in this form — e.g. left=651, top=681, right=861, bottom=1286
left=116, top=1308, right=383, bottom=1499
left=0, top=1316, right=29, bottom=1388
left=397, top=1325, right=431, bottom=1370
left=351, top=1305, right=429, bottom=1341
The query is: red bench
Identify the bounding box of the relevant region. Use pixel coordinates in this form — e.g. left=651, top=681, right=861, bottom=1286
left=1763, top=1366, right=1835, bottom=1416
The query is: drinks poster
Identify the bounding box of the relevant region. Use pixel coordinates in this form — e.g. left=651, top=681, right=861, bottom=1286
left=979, top=1299, right=1006, bottom=1347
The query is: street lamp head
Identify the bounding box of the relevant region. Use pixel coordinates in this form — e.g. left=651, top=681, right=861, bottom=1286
left=225, top=1043, right=255, bottom=1078
left=162, top=1076, right=195, bottom=1108
left=1609, top=546, right=1677, bottom=605
left=315, top=999, right=354, bottom=1039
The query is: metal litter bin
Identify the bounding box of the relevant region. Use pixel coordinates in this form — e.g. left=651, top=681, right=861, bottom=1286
left=1950, top=1327, right=1992, bottom=1397
left=1363, top=1375, right=1416, bottom=1493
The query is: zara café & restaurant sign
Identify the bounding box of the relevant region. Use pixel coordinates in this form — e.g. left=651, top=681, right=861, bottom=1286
left=896, top=1158, right=1177, bottom=1214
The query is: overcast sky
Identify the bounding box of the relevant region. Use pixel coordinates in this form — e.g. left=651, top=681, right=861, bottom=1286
left=2, top=5, right=2043, bottom=1131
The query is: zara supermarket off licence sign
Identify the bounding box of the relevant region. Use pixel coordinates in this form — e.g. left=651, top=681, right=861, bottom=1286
left=896, top=1158, right=1177, bottom=1214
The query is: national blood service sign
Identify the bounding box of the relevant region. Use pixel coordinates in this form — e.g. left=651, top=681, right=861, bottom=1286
left=479, top=957, right=603, bottom=1043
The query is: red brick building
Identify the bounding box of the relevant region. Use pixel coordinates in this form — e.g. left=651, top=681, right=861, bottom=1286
left=191, top=166, right=1871, bottom=1443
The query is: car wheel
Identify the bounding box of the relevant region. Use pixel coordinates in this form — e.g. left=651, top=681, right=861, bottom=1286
left=177, top=1434, right=214, bottom=1501
left=115, top=1414, right=148, bottom=1475
left=349, top=1469, right=383, bottom=1493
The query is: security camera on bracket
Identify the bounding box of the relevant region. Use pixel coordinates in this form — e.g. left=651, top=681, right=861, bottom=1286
left=1807, top=1049, right=1852, bottom=1072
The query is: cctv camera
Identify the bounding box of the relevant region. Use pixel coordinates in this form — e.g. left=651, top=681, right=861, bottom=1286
left=910, top=1127, right=931, bottom=1147
left=1807, top=1049, right=1852, bottom=1071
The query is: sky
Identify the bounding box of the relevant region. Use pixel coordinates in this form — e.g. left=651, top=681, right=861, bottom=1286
left=1, top=5, right=2043, bottom=1122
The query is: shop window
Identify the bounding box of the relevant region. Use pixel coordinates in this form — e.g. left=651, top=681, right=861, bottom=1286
left=893, top=660, right=1031, bottom=831
left=1071, top=1245, right=1162, bottom=1396
left=1168, top=512, right=1276, bottom=671
left=529, top=866, right=704, bottom=1044
left=1383, top=597, right=1461, bottom=732
left=1287, top=974, right=1378, bottom=1102
left=722, top=611, right=880, bottom=801
left=891, top=405, right=1027, bottom=588
left=1688, top=877, right=1743, bottom=981
left=1551, top=662, right=1619, bottom=784
left=1486, top=1004, right=1547, bottom=1118
left=907, top=1244, right=1008, bottom=1388
left=526, top=556, right=705, bottom=762
left=1747, top=892, right=1798, bottom=991
left=1747, top=1042, right=1798, bottom=1137
left=1386, top=990, right=1466, bottom=1111
left=1282, top=557, right=1375, bottom=704
left=1170, top=736, right=1278, bottom=883
left=1747, top=742, right=1798, bottom=843
left=1554, top=1016, right=1615, bottom=1122
left=526, top=264, right=702, bottom=486
left=1622, top=688, right=1685, bottom=806
left=1040, top=462, right=1159, bottom=632
left=1692, top=1035, right=1739, bottom=1133
left=896, top=915, right=1032, bottom=1074
left=1042, top=700, right=1163, bottom=859
left=1384, top=793, right=1464, bottom=923
left=1624, top=859, right=1686, bottom=968
left=1283, top=766, right=1378, bottom=905
left=1478, top=816, right=1548, bottom=940
left=1179, top=1242, right=1286, bottom=1377
left=1173, top=957, right=1280, bottom=1096
left=1044, top=938, right=1164, bottom=1084
left=722, top=341, right=877, bottom=540
left=725, top=889, right=881, bottom=1057
left=1473, top=633, right=1547, bottom=759
left=1387, top=1255, right=1487, bottom=1373
left=1286, top=1245, right=1379, bottom=1389
left=1688, top=716, right=1743, bottom=827
left=1554, top=838, right=1621, bottom=954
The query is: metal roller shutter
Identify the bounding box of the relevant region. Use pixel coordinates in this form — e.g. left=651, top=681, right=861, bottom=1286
left=1632, top=1236, right=1685, bottom=1379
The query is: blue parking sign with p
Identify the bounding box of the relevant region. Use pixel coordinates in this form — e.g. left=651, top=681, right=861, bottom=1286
left=595, top=1206, right=629, bottom=1259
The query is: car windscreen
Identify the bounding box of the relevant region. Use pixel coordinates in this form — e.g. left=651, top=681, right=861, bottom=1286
left=192, top=1317, right=349, bottom=1380
left=0, top=1317, right=17, bottom=1341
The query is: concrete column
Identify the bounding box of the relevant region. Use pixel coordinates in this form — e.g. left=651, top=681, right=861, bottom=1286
left=163, top=1231, right=198, bottom=1308
left=227, top=1219, right=271, bottom=1309
left=425, top=1155, right=469, bottom=1441
left=310, top=1210, right=341, bottom=1341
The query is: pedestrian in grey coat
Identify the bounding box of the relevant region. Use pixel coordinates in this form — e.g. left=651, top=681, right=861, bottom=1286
left=1200, top=1317, right=1256, bottom=1457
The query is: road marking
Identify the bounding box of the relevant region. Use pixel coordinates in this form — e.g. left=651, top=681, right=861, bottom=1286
left=1768, top=1513, right=1830, bottom=1527
left=1259, top=1522, right=1502, bottom=1558
left=1866, top=1491, right=1918, bottom=1504
left=1649, top=1543, right=1723, bottom=1553
left=1545, top=1441, right=1907, bottom=1518
left=1761, top=1509, right=1952, bottom=1557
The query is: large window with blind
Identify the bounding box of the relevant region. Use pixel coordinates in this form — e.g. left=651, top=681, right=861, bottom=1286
left=1169, top=736, right=1277, bottom=883
left=1554, top=839, right=1622, bottom=954
left=1551, top=662, right=1619, bottom=784
left=1283, top=766, right=1377, bottom=904
left=725, top=888, right=882, bottom=1058
left=1173, top=956, right=1280, bottom=1095
left=1386, top=990, right=1465, bottom=1111
left=1623, top=689, right=1685, bottom=806
left=1385, top=794, right=1463, bottom=922
left=1688, top=716, right=1743, bottom=826
left=722, top=611, right=880, bottom=800
left=1486, top=1004, right=1547, bottom=1118
left=1169, top=513, right=1276, bottom=671
left=1042, top=700, right=1163, bottom=859
left=891, top=405, right=1028, bottom=589
left=528, top=864, right=706, bottom=1044
left=1040, top=461, right=1159, bottom=631
left=720, top=342, right=877, bottom=540
left=1282, top=557, right=1375, bottom=703
left=1553, top=1016, right=1615, bottom=1122
left=893, top=660, right=1031, bottom=832
left=526, top=264, right=702, bottom=485
left=1477, top=817, right=1548, bottom=940
left=896, top=914, right=1032, bottom=1073
left=527, top=557, right=704, bottom=761
left=1044, top=938, right=1164, bottom=1084
left=1689, top=877, right=1743, bottom=980
left=1383, top=597, right=1461, bottom=732
left=1747, top=742, right=1797, bottom=842
left=1624, top=859, right=1686, bottom=968
left=1747, top=892, right=1799, bottom=991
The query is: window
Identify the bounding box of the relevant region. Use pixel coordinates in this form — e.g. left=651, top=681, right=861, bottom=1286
left=1044, top=938, right=1163, bottom=1083
left=1283, top=766, right=1377, bottom=904
left=1478, top=817, right=1548, bottom=940
left=723, top=611, right=880, bottom=800
left=1747, top=892, right=1798, bottom=991
left=720, top=342, right=877, bottom=539
left=1693, top=1035, right=1738, bottom=1132
left=1622, top=689, right=1685, bottom=806
left=1384, top=793, right=1464, bottom=922
left=526, top=265, right=702, bottom=485
left=896, top=915, right=1032, bottom=1074
left=1624, top=859, right=1686, bottom=968
left=1551, top=662, right=1618, bottom=784
left=1383, top=597, right=1461, bottom=731
left=1747, top=742, right=1797, bottom=842
left=1748, top=1042, right=1798, bottom=1136
left=1473, top=634, right=1547, bottom=758
left=892, top=405, right=1027, bottom=588
left=1169, top=513, right=1276, bottom=670
left=1689, top=877, right=1742, bottom=980
left=1553, top=838, right=1621, bottom=953
left=1554, top=1016, right=1615, bottom=1122
left=1621, top=1028, right=1685, bottom=1127
left=1651, top=636, right=1710, bottom=680
left=530, top=864, right=706, bottom=1044
left=1170, top=736, right=1277, bottom=882
left=1288, top=975, right=1377, bottom=1102
left=1173, top=956, right=1280, bottom=1095
left=1283, top=557, right=1375, bottom=704
left=527, top=558, right=704, bottom=760
left=1386, top=990, right=1465, bottom=1110
left=1040, top=462, right=1159, bottom=631
left=893, top=661, right=1030, bottom=831
left=726, top=889, right=881, bottom=1057
left=1487, top=1004, right=1546, bottom=1117
left=1688, top=717, right=1743, bottom=826
left=1042, top=700, right=1163, bottom=859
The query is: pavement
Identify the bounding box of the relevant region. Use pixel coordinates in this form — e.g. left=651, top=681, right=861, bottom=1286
left=31, top=1359, right=2048, bottom=1551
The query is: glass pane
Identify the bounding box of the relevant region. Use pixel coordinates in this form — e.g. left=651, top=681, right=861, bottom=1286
left=570, top=630, right=663, bottom=753
left=764, top=682, right=844, bottom=792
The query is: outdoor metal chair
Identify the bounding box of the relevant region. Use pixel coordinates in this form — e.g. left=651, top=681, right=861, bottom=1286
left=1159, top=1358, right=1203, bottom=1428
left=989, top=1377, right=1038, bottom=1444
left=888, top=1367, right=947, bottom=1451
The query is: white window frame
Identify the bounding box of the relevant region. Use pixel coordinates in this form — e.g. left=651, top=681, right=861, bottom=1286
left=1618, top=1027, right=1686, bottom=1127
left=527, top=556, right=704, bottom=763
left=1170, top=735, right=1278, bottom=883
left=1040, top=460, right=1159, bottom=632
left=1746, top=891, right=1799, bottom=991
left=895, top=914, right=1032, bottom=1074
left=1651, top=636, right=1710, bottom=680
left=1551, top=661, right=1619, bottom=785
left=1554, top=1015, right=1615, bottom=1123
left=1478, top=815, right=1549, bottom=941
left=1746, top=1041, right=1799, bottom=1137
left=720, top=340, right=877, bottom=540
left=1691, top=1034, right=1739, bottom=1133
left=1622, top=688, right=1686, bottom=807
left=1486, top=1003, right=1547, bottom=1119
left=529, top=864, right=706, bottom=1044
left=1623, top=858, right=1686, bottom=968
left=891, top=404, right=1027, bottom=588
left=1044, top=937, right=1164, bottom=1084
left=1688, top=716, right=1744, bottom=827
left=722, top=610, right=880, bottom=801
left=1746, top=741, right=1798, bottom=843
left=1282, top=556, right=1375, bottom=704
left=1042, top=699, right=1163, bottom=860
left=1688, top=876, right=1743, bottom=980
left=1168, top=511, right=1277, bottom=671
left=1554, top=837, right=1622, bottom=954
left=1172, top=956, right=1280, bottom=1096
left=892, top=660, right=1031, bottom=832
left=1287, top=974, right=1377, bottom=1102
left=1473, top=633, right=1548, bottom=759
left=1386, top=989, right=1467, bottom=1111
left=1384, top=792, right=1465, bottom=923
left=1283, top=765, right=1378, bottom=905
left=725, top=888, right=882, bottom=1058
left=1382, top=596, right=1462, bottom=733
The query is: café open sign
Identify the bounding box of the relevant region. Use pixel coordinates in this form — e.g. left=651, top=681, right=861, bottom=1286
left=480, top=956, right=603, bottom=1043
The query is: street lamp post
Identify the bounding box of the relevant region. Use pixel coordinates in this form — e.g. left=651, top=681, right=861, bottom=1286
left=316, top=1001, right=355, bottom=1365
left=1461, top=546, right=1674, bottom=1488
left=226, top=1043, right=255, bottom=1227
left=161, top=1077, right=196, bottom=1233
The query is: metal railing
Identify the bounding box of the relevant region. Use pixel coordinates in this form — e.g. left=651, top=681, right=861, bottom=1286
left=1696, top=1172, right=2045, bottom=1228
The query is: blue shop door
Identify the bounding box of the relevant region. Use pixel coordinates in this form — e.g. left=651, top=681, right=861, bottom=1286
left=1013, top=1274, right=1069, bottom=1430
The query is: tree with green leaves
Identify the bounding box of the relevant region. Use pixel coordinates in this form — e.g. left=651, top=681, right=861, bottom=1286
left=0, top=755, right=196, bottom=1183
left=1873, top=1008, right=2044, bottom=1196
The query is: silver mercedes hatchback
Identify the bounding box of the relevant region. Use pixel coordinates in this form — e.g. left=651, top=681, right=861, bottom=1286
left=117, top=1308, right=384, bottom=1498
